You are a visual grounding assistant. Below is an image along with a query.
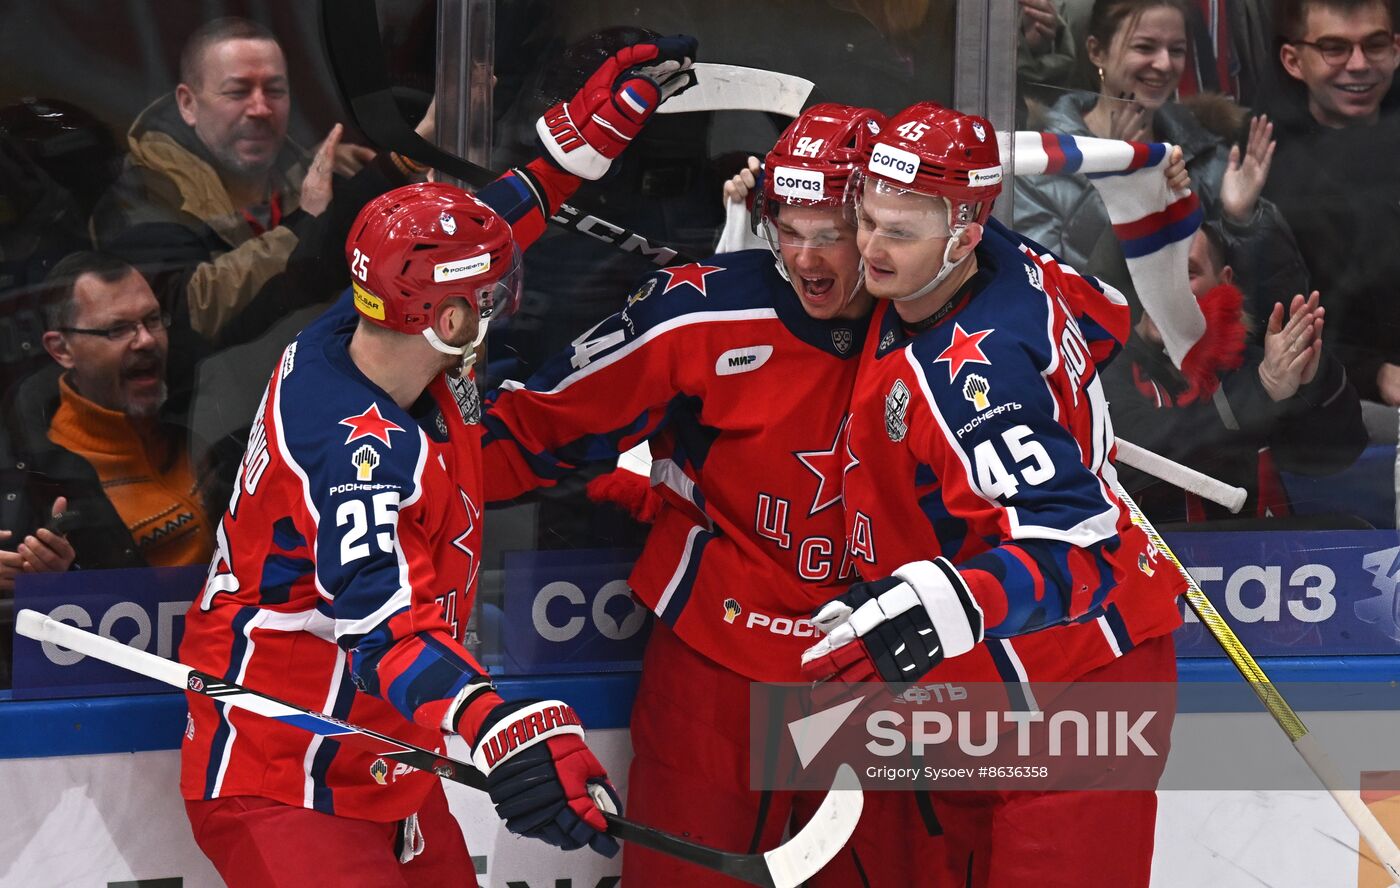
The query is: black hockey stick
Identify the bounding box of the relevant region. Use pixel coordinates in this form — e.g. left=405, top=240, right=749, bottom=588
left=16, top=609, right=863, bottom=887
left=319, top=0, right=694, bottom=266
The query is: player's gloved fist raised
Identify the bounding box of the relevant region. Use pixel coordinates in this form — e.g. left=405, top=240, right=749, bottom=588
left=469, top=699, right=621, bottom=856
left=800, top=558, right=985, bottom=684
left=537, top=34, right=698, bottom=180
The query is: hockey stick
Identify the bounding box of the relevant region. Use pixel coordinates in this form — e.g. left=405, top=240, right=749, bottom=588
left=1109, top=485, right=1400, bottom=884
left=321, top=0, right=714, bottom=267
left=658, top=64, right=814, bottom=117
left=15, top=608, right=863, bottom=888
left=1114, top=437, right=1246, bottom=513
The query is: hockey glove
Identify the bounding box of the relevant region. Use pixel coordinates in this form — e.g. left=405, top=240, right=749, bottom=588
left=468, top=699, right=621, bottom=857
left=800, top=558, right=986, bottom=684
left=536, top=34, right=698, bottom=180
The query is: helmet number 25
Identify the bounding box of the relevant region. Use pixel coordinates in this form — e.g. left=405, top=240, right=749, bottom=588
left=351, top=248, right=370, bottom=282
left=972, top=425, right=1055, bottom=500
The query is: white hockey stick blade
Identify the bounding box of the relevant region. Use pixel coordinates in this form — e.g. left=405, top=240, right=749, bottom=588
left=659, top=63, right=814, bottom=117
left=763, top=763, right=864, bottom=888
left=1115, top=437, right=1247, bottom=513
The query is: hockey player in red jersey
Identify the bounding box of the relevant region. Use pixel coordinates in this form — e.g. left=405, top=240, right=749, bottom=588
left=177, top=36, right=698, bottom=887
left=799, top=102, right=1186, bottom=886
left=482, top=104, right=953, bottom=885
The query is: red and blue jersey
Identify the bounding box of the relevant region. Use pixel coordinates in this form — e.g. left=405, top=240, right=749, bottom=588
left=843, top=219, right=1183, bottom=684
left=179, top=163, right=573, bottom=821
left=482, top=250, right=866, bottom=681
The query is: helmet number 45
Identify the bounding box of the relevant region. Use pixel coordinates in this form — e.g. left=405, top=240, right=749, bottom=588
left=895, top=121, right=929, bottom=141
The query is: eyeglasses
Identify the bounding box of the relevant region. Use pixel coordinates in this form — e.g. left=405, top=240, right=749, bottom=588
left=59, top=313, right=171, bottom=343
left=1291, top=33, right=1397, bottom=66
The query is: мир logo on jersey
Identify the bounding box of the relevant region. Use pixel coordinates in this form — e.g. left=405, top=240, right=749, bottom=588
left=962, top=374, right=991, bottom=411
left=886, top=379, right=910, bottom=442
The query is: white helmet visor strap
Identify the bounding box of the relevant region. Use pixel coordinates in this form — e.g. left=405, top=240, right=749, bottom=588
left=892, top=232, right=967, bottom=303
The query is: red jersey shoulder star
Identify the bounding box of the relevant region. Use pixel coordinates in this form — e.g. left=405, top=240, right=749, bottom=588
left=339, top=403, right=406, bottom=447
left=933, top=323, right=993, bottom=383
left=659, top=262, right=725, bottom=296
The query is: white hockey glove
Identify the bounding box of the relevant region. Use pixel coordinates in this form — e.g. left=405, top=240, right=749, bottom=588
left=800, top=558, right=985, bottom=683
left=536, top=35, right=698, bottom=180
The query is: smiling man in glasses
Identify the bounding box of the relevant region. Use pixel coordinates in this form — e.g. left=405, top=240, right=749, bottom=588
left=1260, top=0, right=1400, bottom=451
left=1, top=251, right=215, bottom=579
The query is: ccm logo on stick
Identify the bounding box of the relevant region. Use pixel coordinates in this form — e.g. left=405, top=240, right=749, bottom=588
left=716, top=345, right=774, bottom=375
left=772, top=166, right=825, bottom=200
left=869, top=144, right=921, bottom=183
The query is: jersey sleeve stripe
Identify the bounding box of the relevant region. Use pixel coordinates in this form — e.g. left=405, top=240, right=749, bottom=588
left=541, top=308, right=779, bottom=396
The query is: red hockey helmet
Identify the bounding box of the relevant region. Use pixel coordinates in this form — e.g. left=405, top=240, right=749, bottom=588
left=859, top=102, right=1003, bottom=230
left=345, top=182, right=522, bottom=338
left=762, top=103, right=886, bottom=209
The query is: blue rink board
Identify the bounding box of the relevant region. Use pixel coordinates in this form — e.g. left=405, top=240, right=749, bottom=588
left=5, top=657, right=1400, bottom=759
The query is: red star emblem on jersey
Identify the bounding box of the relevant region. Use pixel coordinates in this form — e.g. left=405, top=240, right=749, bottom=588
left=933, top=323, right=993, bottom=383
left=794, top=416, right=858, bottom=516
left=339, top=403, right=405, bottom=447
left=659, top=262, right=724, bottom=297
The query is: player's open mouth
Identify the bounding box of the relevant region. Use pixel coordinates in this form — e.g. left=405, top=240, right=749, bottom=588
left=801, top=276, right=835, bottom=299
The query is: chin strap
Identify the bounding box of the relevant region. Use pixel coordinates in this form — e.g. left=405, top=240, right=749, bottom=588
left=890, top=231, right=966, bottom=303
left=423, top=316, right=491, bottom=372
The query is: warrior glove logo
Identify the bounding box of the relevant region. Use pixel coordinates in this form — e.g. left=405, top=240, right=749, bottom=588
left=963, top=374, right=991, bottom=411
left=886, top=379, right=911, bottom=442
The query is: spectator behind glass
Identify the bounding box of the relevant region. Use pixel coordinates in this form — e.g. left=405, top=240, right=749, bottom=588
left=2, top=251, right=214, bottom=572
left=88, top=16, right=379, bottom=346
left=1262, top=0, right=1400, bottom=442
left=1014, top=0, right=1310, bottom=313
left=1103, top=224, right=1366, bottom=524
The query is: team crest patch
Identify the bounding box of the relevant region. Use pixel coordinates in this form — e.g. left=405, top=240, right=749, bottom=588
left=446, top=374, right=481, bottom=425
left=439, top=212, right=457, bottom=235
left=962, top=374, right=991, bottom=411
left=972, top=121, right=986, bottom=142
left=886, top=379, right=910, bottom=442
left=723, top=598, right=742, bottom=624
left=627, top=277, right=657, bottom=307
left=831, top=327, right=853, bottom=354
left=352, top=444, right=380, bottom=481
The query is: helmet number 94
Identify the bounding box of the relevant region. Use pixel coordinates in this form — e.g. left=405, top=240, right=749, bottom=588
left=351, top=248, right=370, bottom=283
left=972, top=425, right=1055, bottom=500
